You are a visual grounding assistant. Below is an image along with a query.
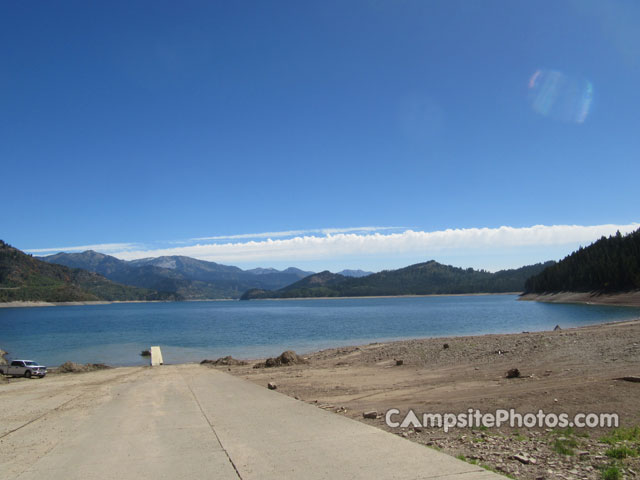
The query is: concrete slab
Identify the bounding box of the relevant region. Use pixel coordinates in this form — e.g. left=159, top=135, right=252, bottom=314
left=4, top=365, right=505, bottom=480
left=183, top=366, right=505, bottom=479
left=150, top=346, right=163, bottom=366
left=11, top=366, right=238, bottom=480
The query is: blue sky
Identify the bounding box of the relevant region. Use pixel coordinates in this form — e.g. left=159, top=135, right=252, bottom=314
left=2, top=1, right=639, bottom=272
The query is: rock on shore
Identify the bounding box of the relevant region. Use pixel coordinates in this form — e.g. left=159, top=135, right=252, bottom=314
left=200, top=356, right=248, bottom=366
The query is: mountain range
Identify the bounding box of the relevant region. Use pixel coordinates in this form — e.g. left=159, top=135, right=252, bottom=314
left=40, top=251, right=315, bottom=299
left=240, top=260, right=555, bottom=300
left=0, top=241, right=177, bottom=302
left=6, top=229, right=637, bottom=303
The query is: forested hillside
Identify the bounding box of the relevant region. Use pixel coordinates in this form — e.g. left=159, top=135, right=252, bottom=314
left=524, top=229, right=640, bottom=293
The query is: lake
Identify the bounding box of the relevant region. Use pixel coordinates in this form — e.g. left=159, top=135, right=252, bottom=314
left=1, top=295, right=639, bottom=366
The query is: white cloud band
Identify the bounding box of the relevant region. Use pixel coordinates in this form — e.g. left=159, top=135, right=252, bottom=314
left=192, top=226, right=403, bottom=241
left=26, top=242, right=139, bottom=254
left=105, top=223, right=638, bottom=263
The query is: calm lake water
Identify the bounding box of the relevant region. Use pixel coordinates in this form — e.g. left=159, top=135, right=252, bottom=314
left=1, top=295, right=640, bottom=366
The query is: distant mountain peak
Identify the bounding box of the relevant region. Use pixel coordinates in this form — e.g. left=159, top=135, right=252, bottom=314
left=245, top=266, right=315, bottom=276
left=337, top=269, right=374, bottom=278
left=282, top=267, right=315, bottom=275
left=80, top=250, right=105, bottom=256
left=246, top=267, right=279, bottom=275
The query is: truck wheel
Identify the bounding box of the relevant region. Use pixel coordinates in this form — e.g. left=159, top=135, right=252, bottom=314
left=24, top=370, right=32, bottom=378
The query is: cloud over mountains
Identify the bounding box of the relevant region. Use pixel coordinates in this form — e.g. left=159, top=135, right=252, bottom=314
left=27, top=223, right=638, bottom=268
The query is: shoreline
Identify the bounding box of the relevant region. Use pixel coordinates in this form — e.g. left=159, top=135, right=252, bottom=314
left=0, top=292, right=522, bottom=308
left=520, top=290, right=640, bottom=307
left=0, top=292, right=522, bottom=309
left=0, top=300, right=174, bottom=309
left=5, top=315, right=640, bottom=368
left=54, top=315, right=640, bottom=366
left=238, top=316, right=640, bottom=363
left=5, top=316, right=640, bottom=367
left=8, top=290, right=640, bottom=309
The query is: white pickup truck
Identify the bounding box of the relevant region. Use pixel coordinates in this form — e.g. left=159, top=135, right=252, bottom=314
left=0, top=360, right=47, bottom=378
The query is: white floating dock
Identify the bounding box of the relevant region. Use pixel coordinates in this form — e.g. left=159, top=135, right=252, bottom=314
left=150, top=346, right=164, bottom=366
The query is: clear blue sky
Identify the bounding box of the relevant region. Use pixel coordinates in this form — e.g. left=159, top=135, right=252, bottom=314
left=2, top=1, right=639, bottom=271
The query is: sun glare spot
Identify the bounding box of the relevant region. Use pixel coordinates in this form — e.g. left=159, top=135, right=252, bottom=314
left=527, top=69, right=593, bottom=123
left=528, top=70, right=541, bottom=88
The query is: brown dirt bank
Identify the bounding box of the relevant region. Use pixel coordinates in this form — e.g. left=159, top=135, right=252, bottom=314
left=520, top=290, right=640, bottom=307
left=219, top=320, right=640, bottom=479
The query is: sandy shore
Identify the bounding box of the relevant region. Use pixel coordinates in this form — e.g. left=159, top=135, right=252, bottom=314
left=216, top=319, right=640, bottom=479
left=520, top=290, right=640, bottom=307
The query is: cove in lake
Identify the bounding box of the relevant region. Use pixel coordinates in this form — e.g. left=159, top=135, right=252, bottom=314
left=1, top=295, right=639, bottom=366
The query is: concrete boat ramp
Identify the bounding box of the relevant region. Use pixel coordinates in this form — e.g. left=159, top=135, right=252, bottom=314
left=1, top=364, right=503, bottom=479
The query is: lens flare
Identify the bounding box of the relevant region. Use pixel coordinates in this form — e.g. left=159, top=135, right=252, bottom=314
left=528, top=69, right=593, bottom=123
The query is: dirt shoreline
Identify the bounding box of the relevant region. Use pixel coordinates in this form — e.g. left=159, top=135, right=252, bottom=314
left=520, top=290, right=640, bottom=307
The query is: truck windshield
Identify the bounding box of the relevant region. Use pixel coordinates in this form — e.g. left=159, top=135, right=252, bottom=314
left=23, top=361, right=37, bottom=366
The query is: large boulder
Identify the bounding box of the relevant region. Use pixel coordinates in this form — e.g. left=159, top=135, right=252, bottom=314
left=278, top=350, right=302, bottom=365
left=254, top=350, right=307, bottom=369
left=0, top=349, right=7, bottom=365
